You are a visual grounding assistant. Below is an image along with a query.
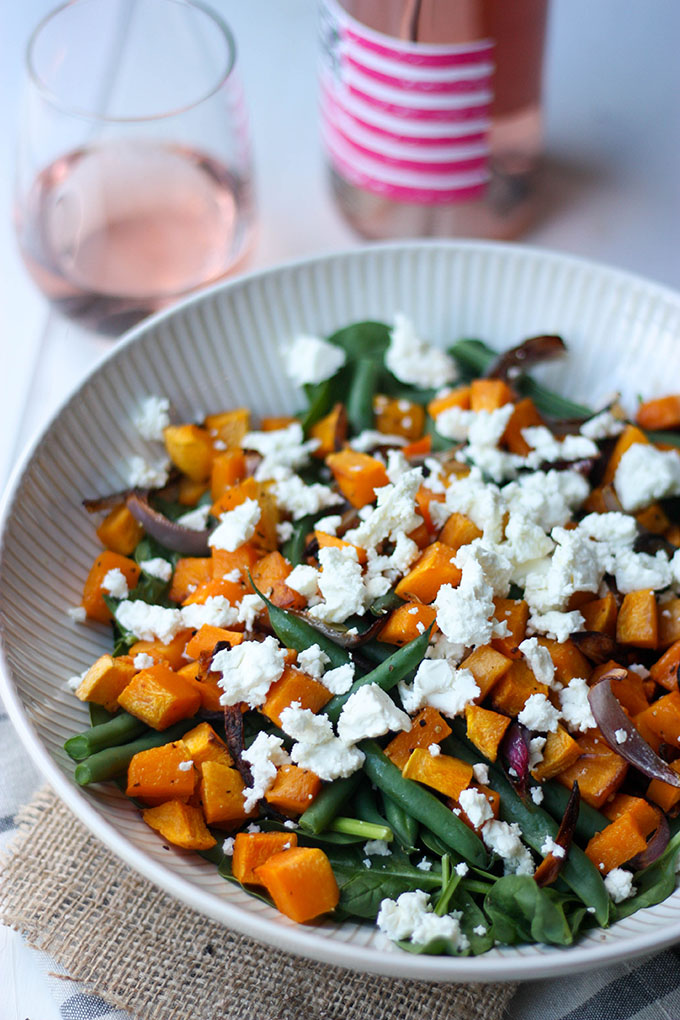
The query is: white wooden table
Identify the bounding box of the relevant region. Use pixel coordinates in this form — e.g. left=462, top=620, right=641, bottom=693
left=1, top=0, right=680, bottom=1014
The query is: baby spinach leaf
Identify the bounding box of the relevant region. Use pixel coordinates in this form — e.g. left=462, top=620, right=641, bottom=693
left=484, top=875, right=573, bottom=946
left=327, top=320, right=391, bottom=362
left=326, top=845, right=440, bottom=920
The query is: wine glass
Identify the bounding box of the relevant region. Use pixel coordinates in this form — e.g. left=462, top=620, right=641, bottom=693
left=14, top=0, right=256, bottom=335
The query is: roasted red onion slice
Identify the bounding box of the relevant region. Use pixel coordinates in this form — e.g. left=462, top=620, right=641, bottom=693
left=292, top=611, right=385, bottom=648
left=126, top=491, right=211, bottom=555
left=500, top=722, right=531, bottom=797
left=82, top=491, right=131, bottom=513
left=629, top=813, right=670, bottom=871
left=588, top=673, right=680, bottom=787
left=571, top=631, right=620, bottom=665
left=484, top=334, right=566, bottom=382
left=535, top=781, right=580, bottom=887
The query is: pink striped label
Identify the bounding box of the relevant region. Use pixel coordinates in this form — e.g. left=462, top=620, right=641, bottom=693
left=319, top=0, right=494, bottom=205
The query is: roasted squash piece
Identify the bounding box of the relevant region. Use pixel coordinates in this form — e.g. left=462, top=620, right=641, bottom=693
left=438, top=513, right=482, bottom=552
left=255, top=847, right=339, bottom=922
left=394, top=541, right=461, bottom=604
left=204, top=408, right=250, bottom=448
left=373, top=394, right=425, bottom=440
left=585, top=813, right=647, bottom=874
left=326, top=450, right=389, bottom=508
left=460, top=645, right=512, bottom=701
left=128, top=629, right=194, bottom=671
left=402, top=749, right=473, bottom=800
left=164, top=424, right=214, bottom=481
left=491, top=599, right=529, bottom=659
left=501, top=398, right=543, bottom=456
left=531, top=725, right=581, bottom=782
left=264, top=764, right=322, bottom=815
left=464, top=704, right=510, bottom=763
left=635, top=690, right=680, bottom=745
left=650, top=639, right=680, bottom=691
left=469, top=378, right=513, bottom=412
left=310, top=403, right=348, bottom=458
left=184, top=625, right=244, bottom=660
left=384, top=707, right=452, bottom=769
left=169, top=558, right=213, bottom=603
left=603, top=793, right=662, bottom=837
left=181, top=722, right=232, bottom=769
left=427, top=386, right=470, bottom=418
left=211, top=449, right=247, bottom=501
left=489, top=660, right=548, bottom=717
left=602, top=424, right=649, bottom=485
left=647, top=761, right=680, bottom=813
left=581, top=593, right=618, bottom=637
left=377, top=601, right=437, bottom=646
left=556, top=730, right=628, bottom=808
left=126, top=741, right=196, bottom=802
left=314, top=530, right=367, bottom=564
left=659, top=598, right=680, bottom=648
left=75, top=654, right=137, bottom=712
left=118, top=663, right=201, bottom=729
left=261, top=665, right=331, bottom=727
left=200, top=761, right=255, bottom=827
left=636, top=394, right=680, bottom=431
left=81, top=551, right=141, bottom=623
left=96, top=504, right=144, bottom=556
left=232, top=831, right=299, bottom=884
left=142, top=800, right=216, bottom=850
left=616, top=590, right=658, bottom=648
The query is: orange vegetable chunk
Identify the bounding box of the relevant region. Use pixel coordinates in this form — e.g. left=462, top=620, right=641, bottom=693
left=603, top=793, right=662, bottom=837
left=491, top=599, right=529, bottom=659
left=232, top=831, right=299, bottom=884
left=460, top=645, right=512, bottom=701
left=501, top=397, right=543, bottom=456
left=637, top=395, right=680, bottom=431
left=326, top=450, right=389, bottom=508
left=373, top=394, right=425, bottom=440
left=314, top=530, right=367, bottom=564
left=650, top=639, right=680, bottom=691
left=96, top=504, right=144, bottom=556
left=200, top=761, right=255, bottom=827
left=118, top=663, right=201, bottom=729
left=531, top=725, right=582, bottom=782
left=261, top=666, right=331, bottom=727
left=81, top=551, right=141, bottom=623
left=589, top=660, right=649, bottom=716
left=126, top=741, right=196, bottom=802
left=557, top=730, right=628, bottom=808
left=204, top=408, right=250, bottom=448
left=464, top=704, right=511, bottom=763
left=75, top=654, right=137, bottom=712
left=211, top=449, right=246, bottom=501
left=602, top=424, right=649, bottom=485
left=377, top=601, right=437, bottom=646
left=635, top=690, right=680, bottom=745
left=659, top=598, right=680, bottom=648
left=310, top=404, right=347, bottom=458
left=402, top=749, right=473, bottom=800
left=128, top=629, right=194, bottom=671
left=427, top=386, right=470, bottom=418
left=538, top=638, right=592, bottom=684
left=384, top=707, right=452, bottom=769
left=164, top=424, right=214, bottom=481
left=469, top=378, right=513, bottom=411
left=255, top=847, right=339, bottom=923
left=169, top=557, right=213, bottom=603
left=585, top=813, right=647, bottom=874
left=581, top=594, right=618, bottom=637
left=181, top=722, right=233, bottom=769
left=489, top=660, right=548, bottom=716
left=264, top=764, right=322, bottom=815
left=616, top=590, right=658, bottom=648
left=438, top=513, right=482, bottom=552
left=184, top=625, right=244, bottom=660
left=142, top=800, right=216, bottom=850
left=394, top=541, right=462, bottom=604
left=647, top=761, right=680, bottom=813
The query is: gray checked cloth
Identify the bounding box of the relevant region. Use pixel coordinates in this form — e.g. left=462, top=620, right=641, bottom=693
left=1, top=708, right=679, bottom=1020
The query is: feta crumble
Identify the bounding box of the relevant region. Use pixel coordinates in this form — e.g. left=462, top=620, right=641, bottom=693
left=101, top=568, right=129, bottom=600
left=296, top=643, right=330, bottom=679
left=604, top=868, right=636, bottom=903
left=208, top=499, right=261, bottom=552
left=530, top=786, right=544, bottom=805
left=222, top=837, right=235, bottom=856
left=540, top=835, right=565, bottom=859
left=285, top=564, right=320, bottom=598
left=518, top=638, right=556, bottom=689
left=212, top=636, right=286, bottom=708
left=284, top=334, right=346, bottom=387
left=518, top=693, right=560, bottom=733
left=472, top=763, right=490, bottom=785
left=428, top=742, right=441, bottom=757
left=177, top=760, right=194, bottom=772
left=67, top=606, right=86, bottom=623
left=139, top=557, right=173, bottom=582
left=279, top=705, right=364, bottom=781
left=242, top=732, right=290, bottom=812
left=308, top=545, right=366, bottom=624
left=614, top=443, right=680, bottom=512
left=134, top=395, right=170, bottom=441
left=615, top=728, right=628, bottom=744
left=364, top=839, right=391, bottom=857
left=115, top=601, right=184, bottom=644
left=176, top=504, right=211, bottom=531
left=133, top=652, right=155, bottom=670
left=321, top=662, right=355, bottom=695
left=459, top=788, right=494, bottom=829
left=482, top=820, right=534, bottom=876
left=128, top=455, right=169, bottom=489
left=580, top=410, right=624, bottom=441
left=398, top=659, right=480, bottom=718
left=559, top=676, right=596, bottom=733
left=385, top=313, right=457, bottom=389
left=337, top=684, right=410, bottom=745
left=180, top=596, right=239, bottom=630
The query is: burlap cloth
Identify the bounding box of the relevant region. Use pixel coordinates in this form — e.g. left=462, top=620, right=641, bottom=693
left=0, top=787, right=517, bottom=1020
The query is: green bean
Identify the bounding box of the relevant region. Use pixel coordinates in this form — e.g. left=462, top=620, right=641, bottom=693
left=73, top=717, right=199, bottom=785
left=355, top=639, right=393, bottom=665
left=324, top=625, right=431, bottom=723
left=88, top=703, right=115, bottom=727
left=360, top=740, right=488, bottom=867
left=541, top=781, right=608, bottom=843
left=381, top=791, right=419, bottom=851
left=257, top=589, right=351, bottom=669
left=353, top=783, right=391, bottom=830
left=644, top=430, right=680, bottom=448
left=299, top=773, right=362, bottom=834
left=443, top=730, right=609, bottom=924
left=328, top=816, right=393, bottom=841
left=282, top=514, right=316, bottom=567
left=65, top=712, right=148, bottom=761
left=449, top=339, right=592, bottom=420
left=346, top=357, right=380, bottom=434
left=369, top=589, right=404, bottom=617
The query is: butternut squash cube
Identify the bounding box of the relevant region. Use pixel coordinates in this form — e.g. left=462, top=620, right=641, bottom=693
left=647, top=761, right=680, bottom=813
left=531, top=725, right=581, bottom=782
left=211, top=449, right=247, bottom=501
left=377, top=601, right=437, bottom=646
left=603, top=793, right=662, bottom=837
left=415, top=487, right=446, bottom=534
left=261, top=666, right=331, bottom=727
left=127, top=741, right=196, bottom=802
left=255, top=846, right=339, bottom=922
left=314, top=531, right=367, bottom=565
left=210, top=478, right=279, bottom=552
left=581, top=593, right=618, bottom=637
left=164, top=424, right=214, bottom=481
left=81, top=551, right=141, bottom=623
left=589, top=660, right=649, bottom=716
left=178, top=477, right=208, bottom=506
left=96, top=504, right=144, bottom=556
left=501, top=398, right=543, bottom=456
left=128, top=629, right=194, bottom=671
left=602, top=424, right=649, bottom=485
left=384, top=707, right=452, bottom=769
left=464, top=704, right=511, bottom=763
left=310, top=403, right=347, bottom=458
left=585, top=813, right=647, bottom=874
left=200, top=761, right=255, bottom=827
left=659, top=598, right=680, bottom=648
left=181, top=722, right=233, bottom=769
left=204, top=408, right=250, bottom=448
left=469, top=378, right=513, bottom=412
left=538, top=637, right=592, bottom=684
left=427, top=385, right=470, bottom=419
left=637, top=395, right=680, bottom=431
left=489, top=660, right=548, bottom=717
left=169, top=557, right=213, bottom=603
left=373, top=394, right=425, bottom=440
left=394, top=541, right=461, bottom=604
left=118, top=663, right=201, bottom=729
left=75, top=654, right=137, bottom=712
left=184, top=625, right=244, bottom=660
left=616, top=589, right=658, bottom=649
left=460, top=645, right=512, bottom=701
left=650, top=639, right=680, bottom=691
left=438, top=513, right=482, bottom=552
left=491, top=599, right=529, bottom=659
left=635, top=690, right=680, bottom=745
left=232, top=831, right=299, bottom=884
left=326, top=450, right=389, bottom=508
left=557, top=730, right=628, bottom=808
left=402, top=749, right=473, bottom=800
left=264, top=764, right=322, bottom=815
left=142, top=800, right=216, bottom=850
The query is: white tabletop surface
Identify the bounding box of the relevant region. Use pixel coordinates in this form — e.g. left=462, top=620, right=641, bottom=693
left=1, top=0, right=680, bottom=1015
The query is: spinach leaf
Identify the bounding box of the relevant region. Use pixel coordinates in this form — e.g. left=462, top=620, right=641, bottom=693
left=453, top=886, right=494, bottom=955
left=325, top=844, right=440, bottom=920
left=327, top=320, right=391, bottom=362
left=484, top=875, right=573, bottom=946
left=615, top=828, right=680, bottom=920
left=134, top=535, right=182, bottom=571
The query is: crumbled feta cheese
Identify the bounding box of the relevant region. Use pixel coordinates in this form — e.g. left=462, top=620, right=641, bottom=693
left=176, top=504, right=211, bottom=531
left=222, top=837, right=235, bottom=856
left=518, top=637, right=556, bottom=689
left=296, top=643, right=330, bottom=679
left=283, top=819, right=298, bottom=830
left=133, top=652, right=155, bottom=670
left=236, top=594, right=265, bottom=630
left=615, top=443, right=680, bottom=512
left=399, top=660, right=480, bottom=718
left=308, top=545, right=366, bottom=624
left=337, top=684, right=410, bottom=745
left=530, top=786, right=544, bottom=805
left=222, top=568, right=243, bottom=583
left=615, top=728, right=628, bottom=744
left=385, top=449, right=411, bottom=484
left=528, top=609, right=585, bottom=644
left=518, top=693, right=560, bottom=733
left=363, top=858, right=372, bottom=868
left=559, top=676, right=596, bottom=733
left=364, top=839, right=391, bottom=857
left=67, top=606, right=86, bottom=623
left=285, top=564, right=320, bottom=598
left=101, top=568, right=129, bottom=600
left=472, top=763, right=489, bottom=785
left=321, top=662, right=355, bottom=695
left=116, top=600, right=184, bottom=644
left=245, top=423, right=318, bottom=479
left=242, top=733, right=290, bottom=812
left=314, top=514, right=342, bottom=536
left=613, top=548, right=672, bottom=594
left=128, top=455, right=169, bottom=489
left=134, top=395, right=170, bottom=441
left=416, top=858, right=433, bottom=871
left=521, top=426, right=598, bottom=468
left=279, top=704, right=364, bottom=781
left=428, top=742, right=441, bottom=757
left=434, top=556, right=500, bottom=649
left=580, top=410, right=624, bottom=440
left=528, top=736, right=546, bottom=769
left=385, top=313, right=457, bottom=389
left=459, top=788, right=494, bottom=828
left=482, top=820, right=534, bottom=875
left=473, top=924, right=488, bottom=937
left=276, top=521, right=294, bottom=542
left=628, top=663, right=650, bottom=679
left=66, top=670, right=87, bottom=692
left=540, top=835, right=565, bottom=858
left=502, top=469, right=589, bottom=533
left=376, top=890, right=432, bottom=941
left=246, top=823, right=262, bottom=834
left=411, top=911, right=469, bottom=948
left=181, top=596, right=239, bottom=630
left=268, top=467, right=343, bottom=520
left=212, top=636, right=286, bottom=708
left=349, top=430, right=407, bottom=452
left=455, top=862, right=469, bottom=877
left=284, top=334, right=346, bottom=387
left=604, top=867, right=636, bottom=903
left=139, top=557, right=173, bottom=582
left=177, top=760, right=194, bottom=772
left=345, top=470, right=423, bottom=552
left=208, top=499, right=261, bottom=552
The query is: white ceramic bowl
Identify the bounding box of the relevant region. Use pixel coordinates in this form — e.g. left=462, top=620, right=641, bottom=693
left=2, top=241, right=680, bottom=981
